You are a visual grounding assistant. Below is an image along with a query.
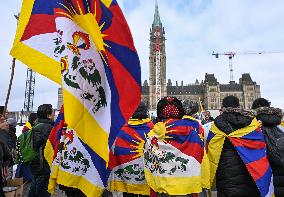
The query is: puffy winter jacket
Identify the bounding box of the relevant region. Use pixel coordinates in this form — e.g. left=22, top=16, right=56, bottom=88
left=30, top=118, right=54, bottom=176
left=256, top=107, right=284, bottom=197
left=214, top=108, right=261, bottom=197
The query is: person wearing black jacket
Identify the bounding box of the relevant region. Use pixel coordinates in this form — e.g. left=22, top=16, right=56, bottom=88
left=28, top=104, right=54, bottom=197
left=214, top=96, right=261, bottom=197
left=0, top=115, right=11, bottom=197
left=0, top=140, right=11, bottom=197
left=252, top=98, right=284, bottom=197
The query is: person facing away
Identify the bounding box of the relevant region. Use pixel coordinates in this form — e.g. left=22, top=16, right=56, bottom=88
left=252, top=98, right=284, bottom=197
left=207, top=96, right=273, bottom=197
left=16, top=113, right=38, bottom=196
left=144, top=97, right=206, bottom=196
left=0, top=114, right=11, bottom=197
left=0, top=139, right=11, bottom=197
left=0, top=116, right=16, bottom=180
left=28, top=104, right=54, bottom=197
left=182, top=100, right=210, bottom=193
left=108, top=102, right=153, bottom=197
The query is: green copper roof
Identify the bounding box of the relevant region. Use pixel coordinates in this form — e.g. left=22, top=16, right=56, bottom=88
left=153, top=0, right=162, bottom=27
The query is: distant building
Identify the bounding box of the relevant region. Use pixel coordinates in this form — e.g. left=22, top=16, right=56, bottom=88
left=57, top=87, right=63, bottom=110
left=141, top=3, right=261, bottom=110
left=143, top=73, right=261, bottom=110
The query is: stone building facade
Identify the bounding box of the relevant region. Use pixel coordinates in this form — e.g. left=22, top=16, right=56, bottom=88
left=142, top=3, right=261, bottom=111
left=142, top=73, right=261, bottom=110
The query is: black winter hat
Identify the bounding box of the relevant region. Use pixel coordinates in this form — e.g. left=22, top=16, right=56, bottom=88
left=132, top=102, right=148, bottom=119
left=183, top=100, right=199, bottom=116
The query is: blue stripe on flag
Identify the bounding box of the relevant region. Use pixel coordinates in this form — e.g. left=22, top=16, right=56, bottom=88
left=167, top=132, right=203, bottom=147
left=242, top=130, right=265, bottom=141
left=80, top=138, right=110, bottom=187
left=234, top=146, right=267, bottom=164
left=175, top=119, right=199, bottom=129
left=32, top=0, right=54, bottom=15
left=207, top=131, right=215, bottom=144
left=114, top=146, right=133, bottom=156
left=105, top=40, right=141, bottom=85
left=119, top=133, right=136, bottom=144
left=103, top=64, right=125, bottom=149
left=255, top=167, right=272, bottom=197
left=111, top=0, right=118, bottom=6
left=99, top=1, right=114, bottom=31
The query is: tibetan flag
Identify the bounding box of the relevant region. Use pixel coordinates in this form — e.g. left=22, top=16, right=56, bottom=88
left=144, top=118, right=208, bottom=195
left=45, top=106, right=109, bottom=196
left=108, top=118, right=154, bottom=195
left=11, top=0, right=141, bottom=196
left=206, top=118, right=274, bottom=197
left=11, top=0, right=141, bottom=168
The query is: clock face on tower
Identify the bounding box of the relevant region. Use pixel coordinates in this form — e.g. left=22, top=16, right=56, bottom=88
left=154, top=30, right=160, bottom=37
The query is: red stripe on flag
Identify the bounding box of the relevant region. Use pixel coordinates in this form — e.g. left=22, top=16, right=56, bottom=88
left=115, top=138, right=134, bottom=149
left=169, top=141, right=204, bottom=163
left=108, top=152, right=137, bottom=169
left=246, top=156, right=269, bottom=181
left=167, top=125, right=194, bottom=135
left=106, top=52, right=141, bottom=121
left=21, top=14, right=56, bottom=41
left=230, top=138, right=266, bottom=149
left=104, top=4, right=136, bottom=51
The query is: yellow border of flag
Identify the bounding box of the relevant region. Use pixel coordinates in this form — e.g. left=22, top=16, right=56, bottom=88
left=63, top=88, right=109, bottom=162
left=10, top=0, right=61, bottom=84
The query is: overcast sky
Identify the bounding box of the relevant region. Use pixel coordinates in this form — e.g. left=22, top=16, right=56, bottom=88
left=1, top=0, right=284, bottom=111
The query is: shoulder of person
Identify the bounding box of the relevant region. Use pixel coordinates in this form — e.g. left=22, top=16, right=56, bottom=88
left=33, top=121, right=53, bottom=132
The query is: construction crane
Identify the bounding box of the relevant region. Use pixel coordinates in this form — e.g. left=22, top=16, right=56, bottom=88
left=154, top=28, right=161, bottom=106
left=212, top=51, right=284, bottom=82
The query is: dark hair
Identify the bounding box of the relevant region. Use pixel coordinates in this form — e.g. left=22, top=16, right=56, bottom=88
left=28, top=113, right=38, bottom=126
left=37, top=104, right=53, bottom=119
left=251, top=98, right=270, bottom=109
left=132, top=102, right=148, bottom=119
left=222, top=96, right=240, bottom=108
left=182, top=100, right=199, bottom=116
left=0, top=106, right=4, bottom=115
left=157, top=97, right=184, bottom=119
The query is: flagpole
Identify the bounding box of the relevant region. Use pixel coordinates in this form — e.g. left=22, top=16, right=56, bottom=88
left=3, top=58, right=16, bottom=115
left=3, top=14, right=20, bottom=116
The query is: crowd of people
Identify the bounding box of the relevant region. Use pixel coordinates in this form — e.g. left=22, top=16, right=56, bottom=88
left=0, top=95, right=283, bottom=197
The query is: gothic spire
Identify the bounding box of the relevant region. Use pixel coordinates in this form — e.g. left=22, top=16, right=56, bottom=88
left=153, top=0, right=162, bottom=27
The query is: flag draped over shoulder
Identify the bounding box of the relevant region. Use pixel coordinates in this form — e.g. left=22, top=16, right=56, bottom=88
left=144, top=118, right=209, bottom=195
left=207, top=118, right=274, bottom=197
left=11, top=0, right=141, bottom=196
left=108, top=119, right=154, bottom=195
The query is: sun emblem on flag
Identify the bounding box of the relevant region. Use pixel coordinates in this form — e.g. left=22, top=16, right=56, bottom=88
left=148, top=119, right=176, bottom=144
left=130, top=134, right=146, bottom=159
left=56, top=0, right=110, bottom=63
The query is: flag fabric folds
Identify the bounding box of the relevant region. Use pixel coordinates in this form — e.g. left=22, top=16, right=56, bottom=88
left=143, top=118, right=209, bottom=195
left=206, top=118, right=274, bottom=197
left=11, top=0, right=141, bottom=196
left=108, top=119, right=154, bottom=195
left=45, top=107, right=110, bottom=196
